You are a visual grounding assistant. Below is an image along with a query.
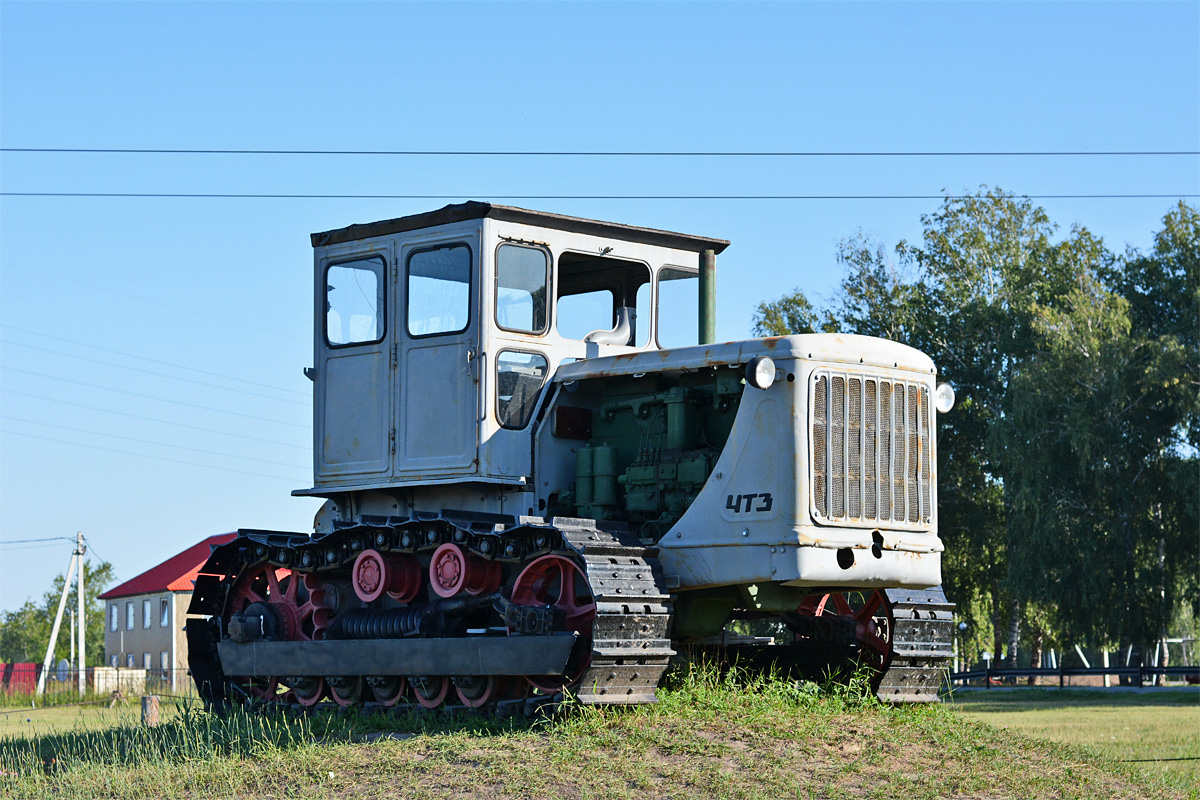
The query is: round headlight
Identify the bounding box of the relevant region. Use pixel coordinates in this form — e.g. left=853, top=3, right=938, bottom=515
left=934, top=382, right=956, bottom=413
left=745, top=356, right=776, bottom=390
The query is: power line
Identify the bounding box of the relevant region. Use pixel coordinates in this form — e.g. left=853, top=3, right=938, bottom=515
left=0, top=429, right=306, bottom=483
left=1, top=339, right=311, bottom=406
left=2, top=192, right=1195, bottom=200
left=1, top=415, right=309, bottom=469
left=0, top=536, right=76, bottom=545
left=1, top=324, right=310, bottom=398
left=3, top=147, right=1197, bottom=157
left=13, top=269, right=307, bottom=344
left=0, top=388, right=310, bottom=450
left=2, top=366, right=309, bottom=429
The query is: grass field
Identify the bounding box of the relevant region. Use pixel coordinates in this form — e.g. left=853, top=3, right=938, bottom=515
left=0, top=671, right=1195, bottom=799
left=948, top=687, right=1200, bottom=784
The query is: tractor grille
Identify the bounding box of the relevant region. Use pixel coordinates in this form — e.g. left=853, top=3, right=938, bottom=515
left=811, top=372, right=932, bottom=527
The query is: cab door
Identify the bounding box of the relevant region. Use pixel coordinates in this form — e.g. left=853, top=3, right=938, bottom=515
left=315, top=252, right=393, bottom=479
left=396, top=238, right=480, bottom=475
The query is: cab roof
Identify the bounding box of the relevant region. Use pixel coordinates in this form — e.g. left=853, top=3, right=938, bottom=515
left=311, top=201, right=731, bottom=254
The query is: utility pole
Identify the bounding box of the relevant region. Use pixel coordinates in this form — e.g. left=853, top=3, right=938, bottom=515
left=35, top=545, right=79, bottom=698
left=77, top=532, right=87, bottom=697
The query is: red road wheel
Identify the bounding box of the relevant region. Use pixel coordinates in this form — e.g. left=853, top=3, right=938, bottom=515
left=453, top=675, right=512, bottom=708
left=794, top=590, right=894, bottom=684
left=411, top=676, right=449, bottom=708
left=429, top=544, right=502, bottom=597
left=328, top=676, right=365, bottom=707
left=289, top=676, right=326, bottom=707
left=510, top=554, right=597, bottom=692
left=367, top=676, right=407, bottom=707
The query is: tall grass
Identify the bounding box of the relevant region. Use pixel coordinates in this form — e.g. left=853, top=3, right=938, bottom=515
left=0, top=702, right=316, bottom=784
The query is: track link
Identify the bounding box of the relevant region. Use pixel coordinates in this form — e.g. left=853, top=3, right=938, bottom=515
left=875, top=586, right=955, bottom=702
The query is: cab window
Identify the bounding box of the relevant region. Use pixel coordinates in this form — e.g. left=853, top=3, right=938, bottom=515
left=556, top=252, right=650, bottom=347
left=326, top=257, right=385, bottom=346
left=408, top=244, right=471, bottom=337
left=656, top=267, right=698, bottom=349
left=496, top=244, right=549, bottom=334
left=496, top=351, right=549, bottom=429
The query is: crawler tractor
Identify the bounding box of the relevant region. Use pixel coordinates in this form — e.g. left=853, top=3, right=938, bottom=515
left=188, top=202, right=955, bottom=712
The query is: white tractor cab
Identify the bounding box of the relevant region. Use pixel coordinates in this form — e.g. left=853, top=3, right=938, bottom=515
left=302, top=202, right=945, bottom=597
left=303, top=203, right=722, bottom=495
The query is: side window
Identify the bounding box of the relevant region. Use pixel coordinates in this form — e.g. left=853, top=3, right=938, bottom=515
left=160, top=598, right=170, bottom=627
left=143, top=599, right=152, bottom=629
left=109, top=604, right=118, bottom=632
left=408, top=244, right=471, bottom=336
left=496, top=244, right=549, bottom=334
left=326, top=257, right=385, bottom=346
left=656, top=267, right=699, bottom=349
left=556, top=252, right=650, bottom=345
left=496, top=351, right=549, bottom=429
left=126, top=602, right=134, bottom=631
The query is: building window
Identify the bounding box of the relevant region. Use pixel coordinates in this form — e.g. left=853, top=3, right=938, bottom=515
left=109, top=604, right=118, bottom=632
left=407, top=244, right=471, bottom=336
left=126, top=602, right=134, bottom=630
left=160, top=651, right=169, bottom=678
left=110, top=654, right=118, bottom=668
left=160, top=598, right=170, bottom=627
left=143, top=653, right=151, bottom=670
left=143, top=599, right=152, bottom=629
left=126, top=654, right=135, bottom=668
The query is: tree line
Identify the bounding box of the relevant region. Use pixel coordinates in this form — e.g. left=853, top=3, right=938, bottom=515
left=754, top=188, right=1198, bottom=669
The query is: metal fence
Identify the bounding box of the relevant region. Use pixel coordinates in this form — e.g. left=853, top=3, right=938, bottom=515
left=949, top=665, right=1200, bottom=688
left=0, top=666, right=198, bottom=704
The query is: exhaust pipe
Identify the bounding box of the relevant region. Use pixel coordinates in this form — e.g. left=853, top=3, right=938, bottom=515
left=699, top=248, right=716, bottom=344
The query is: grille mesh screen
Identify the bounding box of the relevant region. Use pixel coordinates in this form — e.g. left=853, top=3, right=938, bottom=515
left=812, top=372, right=932, bottom=526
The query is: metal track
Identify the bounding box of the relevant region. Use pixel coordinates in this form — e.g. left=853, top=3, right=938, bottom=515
left=555, top=519, right=675, bottom=704
left=876, top=586, right=955, bottom=702
left=187, top=517, right=675, bottom=713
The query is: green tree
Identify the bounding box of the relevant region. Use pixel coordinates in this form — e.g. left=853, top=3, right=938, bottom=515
left=752, top=190, right=1198, bottom=668
left=0, top=560, right=115, bottom=667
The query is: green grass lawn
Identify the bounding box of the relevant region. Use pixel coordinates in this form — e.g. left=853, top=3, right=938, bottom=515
left=2, top=669, right=1194, bottom=799
left=948, top=687, right=1200, bottom=785
left=0, top=699, right=188, bottom=738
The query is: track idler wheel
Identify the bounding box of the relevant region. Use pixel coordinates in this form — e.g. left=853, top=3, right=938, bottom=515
left=509, top=554, right=597, bottom=692
left=792, top=590, right=893, bottom=688
left=429, top=543, right=502, bottom=597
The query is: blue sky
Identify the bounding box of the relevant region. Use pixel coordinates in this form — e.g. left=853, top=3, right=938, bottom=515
left=1, top=1, right=1197, bottom=610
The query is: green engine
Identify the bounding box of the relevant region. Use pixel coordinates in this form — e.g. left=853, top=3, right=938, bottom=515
left=553, top=368, right=744, bottom=539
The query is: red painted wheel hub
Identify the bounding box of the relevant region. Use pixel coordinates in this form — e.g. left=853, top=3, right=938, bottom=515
left=352, top=549, right=423, bottom=603
left=429, top=543, right=502, bottom=597
left=510, top=554, right=597, bottom=691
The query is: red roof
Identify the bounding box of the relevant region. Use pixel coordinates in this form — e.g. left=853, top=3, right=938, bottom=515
left=98, top=533, right=238, bottom=599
